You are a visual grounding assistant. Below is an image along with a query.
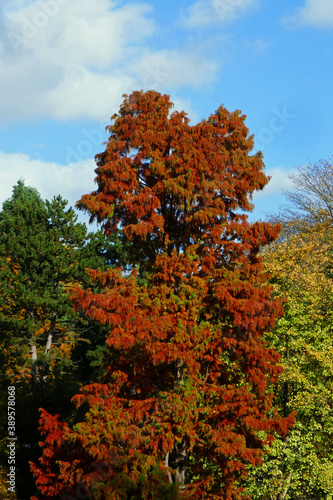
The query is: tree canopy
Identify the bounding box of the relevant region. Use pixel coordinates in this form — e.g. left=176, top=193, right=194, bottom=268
left=244, top=218, right=333, bottom=499
left=0, top=180, right=93, bottom=383
left=31, top=91, right=293, bottom=499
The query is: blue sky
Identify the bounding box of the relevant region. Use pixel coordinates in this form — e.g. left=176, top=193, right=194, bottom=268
left=0, top=0, right=333, bottom=225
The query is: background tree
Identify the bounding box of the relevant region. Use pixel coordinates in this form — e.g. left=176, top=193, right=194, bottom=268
left=31, top=90, right=294, bottom=500
left=0, top=180, right=87, bottom=383
left=244, top=158, right=333, bottom=498
left=0, top=181, right=124, bottom=384
left=244, top=219, right=333, bottom=499
left=0, top=181, right=122, bottom=498
left=272, top=157, right=333, bottom=228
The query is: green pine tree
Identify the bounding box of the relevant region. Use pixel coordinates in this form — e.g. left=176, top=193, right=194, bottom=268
left=0, top=181, right=125, bottom=498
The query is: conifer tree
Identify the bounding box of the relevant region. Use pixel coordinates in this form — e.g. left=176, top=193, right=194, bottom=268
left=0, top=182, right=81, bottom=382
left=0, top=180, right=113, bottom=384
left=31, top=91, right=294, bottom=499
left=0, top=181, right=125, bottom=497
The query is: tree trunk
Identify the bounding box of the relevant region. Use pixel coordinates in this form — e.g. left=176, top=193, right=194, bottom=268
left=175, top=358, right=184, bottom=388
left=172, top=439, right=188, bottom=488
left=30, top=341, right=39, bottom=382
left=167, top=359, right=188, bottom=488
left=42, top=313, right=57, bottom=381
left=278, top=472, right=292, bottom=500
left=44, top=313, right=56, bottom=356
left=29, top=309, right=40, bottom=382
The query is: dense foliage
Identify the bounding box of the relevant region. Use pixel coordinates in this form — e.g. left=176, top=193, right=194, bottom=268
left=0, top=181, right=120, bottom=497
left=0, top=180, right=88, bottom=383
left=2, top=95, right=331, bottom=500
left=244, top=168, right=333, bottom=499
left=30, top=91, right=293, bottom=499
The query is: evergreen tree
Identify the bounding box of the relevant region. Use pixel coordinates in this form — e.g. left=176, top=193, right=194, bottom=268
left=0, top=181, right=121, bottom=497
left=0, top=181, right=88, bottom=383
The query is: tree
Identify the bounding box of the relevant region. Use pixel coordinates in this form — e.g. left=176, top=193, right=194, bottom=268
left=272, top=157, right=333, bottom=227
left=244, top=220, right=333, bottom=499
left=0, top=181, right=124, bottom=498
left=0, top=181, right=125, bottom=385
left=31, top=90, right=294, bottom=499
left=0, top=181, right=89, bottom=383
left=0, top=182, right=86, bottom=496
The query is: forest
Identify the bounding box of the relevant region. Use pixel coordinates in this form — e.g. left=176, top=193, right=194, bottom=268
left=0, top=90, right=332, bottom=500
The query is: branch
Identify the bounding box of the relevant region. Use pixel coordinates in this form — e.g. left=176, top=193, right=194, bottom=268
left=278, top=472, right=292, bottom=500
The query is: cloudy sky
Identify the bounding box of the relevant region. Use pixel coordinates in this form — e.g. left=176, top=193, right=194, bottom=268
left=0, top=0, right=332, bottom=224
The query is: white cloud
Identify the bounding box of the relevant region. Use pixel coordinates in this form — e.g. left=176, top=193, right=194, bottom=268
left=182, top=0, right=259, bottom=28
left=0, top=151, right=295, bottom=227
left=170, top=96, right=200, bottom=124
left=0, top=150, right=293, bottom=207
left=45, top=70, right=136, bottom=121
left=135, top=49, right=217, bottom=91
left=283, top=0, right=333, bottom=28
left=6, top=0, right=154, bottom=66
left=254, top=167, right=294, bottom=199
left=0, top=151, right=96, bottom=221
left=0, top=0, right=218, bottom=122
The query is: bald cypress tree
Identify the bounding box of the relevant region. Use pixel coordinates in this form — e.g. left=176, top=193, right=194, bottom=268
left=31, top=91, right=294, bottom=500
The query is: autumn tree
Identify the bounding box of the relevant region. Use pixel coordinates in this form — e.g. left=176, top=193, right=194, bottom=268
left=31, top=90, right=293, bottom=499
left=245, top=220, right=333, bottom=499
left=243, top=157, right=333, bottom=498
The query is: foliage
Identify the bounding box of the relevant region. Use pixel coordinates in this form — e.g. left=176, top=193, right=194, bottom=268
left=244, top=220, right=333, bottom=499
left=0, top=467, right=17, bottom=499
left=0, top=181, right=124, bottom=498
left=0, top=181, right=122, bottom=385
left=0, top=181, right=84, bottom=383
left=31, top=90, right=293, bottom=499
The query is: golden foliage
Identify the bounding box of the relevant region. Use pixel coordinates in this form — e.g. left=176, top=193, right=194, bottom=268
left=262, top=219, right=333, bottom=312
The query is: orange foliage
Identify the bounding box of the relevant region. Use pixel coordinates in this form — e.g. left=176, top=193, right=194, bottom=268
left=31, top=91, right=294, bottom=499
